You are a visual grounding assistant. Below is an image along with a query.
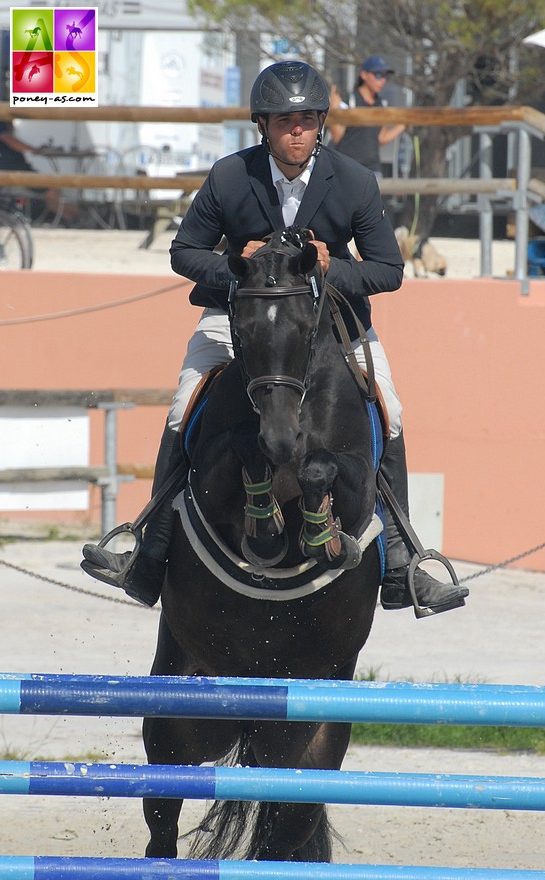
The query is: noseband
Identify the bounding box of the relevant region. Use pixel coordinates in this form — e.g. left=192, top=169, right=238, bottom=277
left=228, top=237, right=327, bottom=415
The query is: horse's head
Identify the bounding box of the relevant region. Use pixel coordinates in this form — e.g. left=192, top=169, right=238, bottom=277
left=227, top=227, right=325, bottom=465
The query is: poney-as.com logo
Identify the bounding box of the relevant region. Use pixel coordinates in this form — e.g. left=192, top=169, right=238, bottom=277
left=10, top=7, right=98, bottom=106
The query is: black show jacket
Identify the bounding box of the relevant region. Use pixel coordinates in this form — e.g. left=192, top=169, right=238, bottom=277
left=170, top=143, right=403, bottom=331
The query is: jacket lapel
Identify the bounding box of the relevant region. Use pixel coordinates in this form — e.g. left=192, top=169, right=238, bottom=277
left=248, top=148, right=284, bottom=230
left=295, top=149, right=333, bottom=229
left=247, top=145, right=334, bottom=232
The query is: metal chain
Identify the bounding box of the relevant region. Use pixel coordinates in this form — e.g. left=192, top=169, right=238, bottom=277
left=457, top=540, right=545, bottom=584
left=2, top=536, right=545, bottom=600
left=0, top=557, right=158, bottom=611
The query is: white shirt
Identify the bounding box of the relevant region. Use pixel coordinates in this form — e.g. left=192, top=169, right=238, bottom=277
left=269, top=155, right=315, bottom=227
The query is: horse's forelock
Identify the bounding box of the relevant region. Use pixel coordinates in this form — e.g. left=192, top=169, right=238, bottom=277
left=250, top=248, right=309, bottom=288
left=253, top=249, right=297, bottom=287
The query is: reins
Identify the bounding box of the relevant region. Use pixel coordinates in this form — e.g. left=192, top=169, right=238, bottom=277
left=324, top=282, right=377, bottom=404
left=228, top=242, right=328, bottom=414
left=229, top=243, right=378, bottom=412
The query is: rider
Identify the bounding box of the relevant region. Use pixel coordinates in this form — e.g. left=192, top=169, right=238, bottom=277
left=81, top=60, right=468, bottom=616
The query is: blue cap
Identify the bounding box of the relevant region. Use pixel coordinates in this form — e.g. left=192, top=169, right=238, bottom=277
left=361, top=55, right=395, bottom=75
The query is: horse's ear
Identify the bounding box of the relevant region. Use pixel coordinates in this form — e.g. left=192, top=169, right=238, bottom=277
left=300, top=242, right=318, bottom=275
left=228, top=254, right=251, bottom=280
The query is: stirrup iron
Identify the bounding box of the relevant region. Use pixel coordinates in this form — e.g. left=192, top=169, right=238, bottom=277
left=407, top=549, right=461, bottom=619
left=96, top=521, right=143, bottom=579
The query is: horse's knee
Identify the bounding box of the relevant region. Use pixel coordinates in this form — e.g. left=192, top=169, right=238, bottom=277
left=298, top=450, right=338, bottom=496
left=142, top=717, right=162, bottom=761
left=143, top=716, right=191, bottom=765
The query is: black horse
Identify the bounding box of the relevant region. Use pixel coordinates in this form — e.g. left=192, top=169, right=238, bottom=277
left=143, top=228, right=385, bottom=862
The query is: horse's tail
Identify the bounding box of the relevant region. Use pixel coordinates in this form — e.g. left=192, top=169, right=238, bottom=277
left=186, top=729, right=334, bottom=862
left=187, top=730, right=258, bottom=859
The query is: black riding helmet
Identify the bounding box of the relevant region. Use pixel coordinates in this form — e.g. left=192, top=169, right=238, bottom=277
left=250, top=61, right=329, bottom=121
left=251, top=61, right=329, bottom=167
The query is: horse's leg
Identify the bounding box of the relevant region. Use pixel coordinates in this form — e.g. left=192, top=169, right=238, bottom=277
left=247, top=658, right=357, bottom=862
left=143, top=614, right=240, bottom=858
left=298, top=450, right=363, bottom=570
left=248, top=723, right=351, bottom=861
left=231, top=422, right=287, bottom=565
left=251, top=724, right=350, bottom=861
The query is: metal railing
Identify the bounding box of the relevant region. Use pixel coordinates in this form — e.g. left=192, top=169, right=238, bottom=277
left=0, top=389, right=172, bottom=534
left=1, top=102, right=545, bottom=283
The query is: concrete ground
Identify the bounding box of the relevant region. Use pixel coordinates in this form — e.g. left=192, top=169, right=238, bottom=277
left=0, top=539, right=543, bottom=870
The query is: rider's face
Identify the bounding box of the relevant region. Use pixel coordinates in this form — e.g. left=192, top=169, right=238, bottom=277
left=261, top=111, right=324, bottom=171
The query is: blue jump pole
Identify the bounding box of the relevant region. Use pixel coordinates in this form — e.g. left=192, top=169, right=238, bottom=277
left=0, top=858, right=544, bottom=880
left=1, top=673, right=545, bottom=727
left=1, top=761, right=545, bottom=811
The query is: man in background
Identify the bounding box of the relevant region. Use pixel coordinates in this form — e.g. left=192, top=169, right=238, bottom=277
left=329, top=55, right=406, bottom=179
left=0, top=119, right=73, bottom=222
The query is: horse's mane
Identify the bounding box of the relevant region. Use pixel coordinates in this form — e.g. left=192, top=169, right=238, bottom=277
left=264, top=226, right=313, bottom=253
left=281, top=226, right=312, bottom=249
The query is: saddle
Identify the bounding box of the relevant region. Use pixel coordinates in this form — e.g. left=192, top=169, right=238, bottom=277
left=180, top=364, right=228, bottom=458
left=180, top=364, right=388, bottom=461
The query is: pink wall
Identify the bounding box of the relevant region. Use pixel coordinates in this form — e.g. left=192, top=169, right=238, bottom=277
left=2, top=270, right=545, bottom=571
left=0, top=271, right=193, bottom=529
left=371, top=277, right=545, bottom=572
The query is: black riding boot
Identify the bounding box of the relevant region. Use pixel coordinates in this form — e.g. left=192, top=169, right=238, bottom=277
left=81, top=425, right=187, bottom=607
left=379, top=432, right=469, bottom=614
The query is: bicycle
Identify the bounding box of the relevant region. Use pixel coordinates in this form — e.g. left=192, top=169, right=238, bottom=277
left=0, top=195, right=34, bottom=270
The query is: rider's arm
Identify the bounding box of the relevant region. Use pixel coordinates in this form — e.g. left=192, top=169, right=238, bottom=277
left=170, top=166, right=233, bottom=290
left=0, top=124, right=39, bottom=155
left=326, top=167, right=403, bottom=298
left=327, top=84, right=347, bottom=145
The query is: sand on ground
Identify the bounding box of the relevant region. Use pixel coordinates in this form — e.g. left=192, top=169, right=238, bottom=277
left=0, top=540, right=543, bottom=871
left=27, top=226, right=517, bottom=280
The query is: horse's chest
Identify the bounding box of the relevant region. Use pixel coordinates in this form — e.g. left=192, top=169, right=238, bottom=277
left=164, top=575, right=372, bottom=678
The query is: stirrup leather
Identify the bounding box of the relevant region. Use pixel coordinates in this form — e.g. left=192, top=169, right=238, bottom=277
left=378, top=472, right=462, bottom=619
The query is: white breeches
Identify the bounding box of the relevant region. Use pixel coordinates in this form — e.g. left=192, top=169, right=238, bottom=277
left=168, top=308, right=403, bottom=438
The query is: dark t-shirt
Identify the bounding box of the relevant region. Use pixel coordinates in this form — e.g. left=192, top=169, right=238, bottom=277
left=334, top=92, right=383, bottom=174
left=0, top=121, right=34, bottom=170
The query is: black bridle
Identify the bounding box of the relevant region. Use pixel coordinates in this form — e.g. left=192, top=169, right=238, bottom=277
left=228, top=237, right=327, bottom=415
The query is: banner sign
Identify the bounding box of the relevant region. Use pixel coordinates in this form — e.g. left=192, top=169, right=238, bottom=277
left=10, top=6, right=98, bottom=106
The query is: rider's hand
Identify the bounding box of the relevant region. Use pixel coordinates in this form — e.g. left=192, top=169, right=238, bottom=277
left=241, top=240, right=267, bottom=258
left=307, top=232, right=330, bottom=274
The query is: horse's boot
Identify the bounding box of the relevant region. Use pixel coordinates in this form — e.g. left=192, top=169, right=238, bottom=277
left=81, top=425, right=186, bottom=607
left=379, top=432, right=469, bottom=614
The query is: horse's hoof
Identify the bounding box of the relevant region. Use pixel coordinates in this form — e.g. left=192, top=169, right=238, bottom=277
left=340, top=533, right=363, bottom=569
left=299, top=541, right=323, bottom=560
left=241, top=532, right=289, bottom=568
left=327, top=533, right=362, bottom=570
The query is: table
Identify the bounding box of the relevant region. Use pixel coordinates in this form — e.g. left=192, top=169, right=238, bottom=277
left=37, top=145, right=125, bottom=229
